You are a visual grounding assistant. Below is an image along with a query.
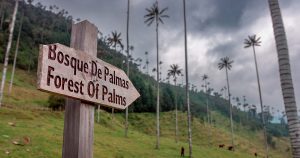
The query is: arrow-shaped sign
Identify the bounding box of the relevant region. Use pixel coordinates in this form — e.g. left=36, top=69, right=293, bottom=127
left=37, top=43, right=140, bottom=110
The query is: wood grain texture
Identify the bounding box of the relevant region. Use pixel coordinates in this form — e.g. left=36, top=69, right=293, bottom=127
left=62, top=20, right=97, bottom=158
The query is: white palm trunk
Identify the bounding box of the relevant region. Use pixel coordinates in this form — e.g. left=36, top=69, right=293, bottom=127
left=0, top=0, right=19, bottom=107
left=155, top=10, right=160, bottom=150
left=268, top=0, right=300, bottom=157
left=205, top=80, right=210, bottom=125
left=9, top=12, right=24, bottom=95
left=226, top=68, right=234, bottom=148
left=183, top=0, right=192, bottom=157
left=125, top=0, right=130, bottom=138
left=251, top=45, right=269, bottom=157
left=204, top=79, right=212, bottom=145
left=174, top=78, right=178, bottom=143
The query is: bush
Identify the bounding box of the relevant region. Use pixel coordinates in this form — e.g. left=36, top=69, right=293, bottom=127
left=48, top=94, right=65, bottom=111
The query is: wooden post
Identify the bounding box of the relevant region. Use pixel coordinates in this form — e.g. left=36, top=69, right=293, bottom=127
left=62, top=20, right=98, bottom=158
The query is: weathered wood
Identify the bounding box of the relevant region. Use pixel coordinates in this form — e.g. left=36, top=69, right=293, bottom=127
left=37, top=43, right=140, bottom=110
left=62, top=20, right=97, bottom=158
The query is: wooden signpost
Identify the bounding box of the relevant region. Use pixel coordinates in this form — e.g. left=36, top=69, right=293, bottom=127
left=37, top=20, right=140, bottom=158
left=37, top=42, right=139, bottom=110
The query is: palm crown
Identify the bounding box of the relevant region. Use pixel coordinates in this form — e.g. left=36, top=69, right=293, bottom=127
left=218, top=57, right=233, bottom=70
left=144, top=2, right=169, bottom=26
left=107, top=31, right=124, bottom=50
left=244, top=35, right=261, bottom=48
left=202, top=74, right=208, bottom=81
left=167, top=64, right=182, bottom=79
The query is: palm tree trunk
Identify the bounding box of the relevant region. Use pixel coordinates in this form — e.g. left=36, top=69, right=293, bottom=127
left=112, top=45, right=116, bottom=119
left=175, top=78, right=178, bottom=143
left=225, top=67, right=234, bottom=148
left=9, top=12, right=23, bottom=95
left=146, top=61, right=149, bottom=75
left=0, top=0, right=18, bottom=107
left=252, top=45, right=269, bottom=157
left=205, top=81, right=210, bottom=125
left=268, top=0, right=300, bottom=157
left=125, top=0, right=130, bottom=138
left=183, top=0, right=192, bottom=157
left=155, top=1, right=160, bottom=150
left=205, top=80, right=212, bottom=145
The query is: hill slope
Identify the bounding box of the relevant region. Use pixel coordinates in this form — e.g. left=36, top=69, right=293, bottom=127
left=0, top=106, right=291, bottom=158
left=0, top=66, right=292, bottom=158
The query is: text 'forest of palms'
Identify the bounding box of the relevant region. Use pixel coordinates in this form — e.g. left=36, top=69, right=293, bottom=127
left=37, top=43, right=140, bottom=110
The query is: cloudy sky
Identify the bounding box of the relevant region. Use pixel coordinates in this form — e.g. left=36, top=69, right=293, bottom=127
left=37, top=0, right=300, bottom=116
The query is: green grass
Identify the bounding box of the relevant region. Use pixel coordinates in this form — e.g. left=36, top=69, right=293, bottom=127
left=0, top=64, right=49, bottom=108
left=0, top=66, right=292, bottom=158
left=0, top=107, right=292, bottom=158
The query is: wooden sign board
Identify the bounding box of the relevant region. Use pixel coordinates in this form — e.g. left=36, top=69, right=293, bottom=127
left=37, top=43, right=140, bottom=110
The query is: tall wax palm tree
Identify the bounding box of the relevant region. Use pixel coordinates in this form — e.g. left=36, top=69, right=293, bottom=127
left=125, top=0, right=130, bottom=138
left=202, top=74, right=213, bottom=145
left=243, top=96, right=246, bottom=111
left=244, top=34, right=269, bottom=157
left=138, top=58, right=143, bottom=70
left=167, top=64, right=182, bottom=143
left=129, top=45, right=134, bottom=52
left=159, top=61, right=163, bottom=81
left=223, top=86, right=227, bottom=99
left=152, top=67, right=157, bottom=79
left=107, top=31, right=124, bottom=52
left=9, top=12, right=24, bottom=95
left=268, top=0, right=300, bottom=157
left=202, top=74, right=210, bottom=125
left=144, top=1, right=169, bottom=149
left=218, top=56, right=234, bottom=148
left=220, top=88, right=224, bottom=98
left=107, top=30, right=123, bottom=118
left=145, top=51, right=149, bottom=75
left=0, top=0, right=18, bottom=107
left=183, top=0, right=192, bottom=157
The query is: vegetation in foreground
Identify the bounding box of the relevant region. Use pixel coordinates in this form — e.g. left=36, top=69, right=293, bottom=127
left=0, top=106, right=292, bottom=158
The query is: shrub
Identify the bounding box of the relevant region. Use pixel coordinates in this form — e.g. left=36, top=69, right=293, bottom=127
left=48, top=94, right=65, bottom=111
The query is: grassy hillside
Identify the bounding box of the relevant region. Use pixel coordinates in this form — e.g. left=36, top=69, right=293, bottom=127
left=0, top=65, right=49, bottom=108
left=0, top=66, right=292, bottom=158
left=0, top=107, right=292, bottom=158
